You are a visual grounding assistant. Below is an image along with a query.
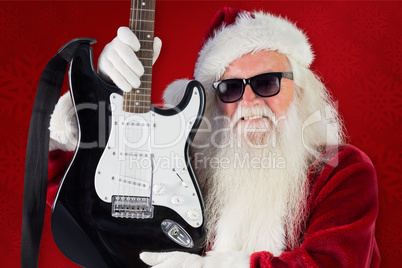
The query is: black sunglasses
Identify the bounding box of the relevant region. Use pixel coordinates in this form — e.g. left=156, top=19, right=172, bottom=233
left=212, top=72, right=293, bottom=103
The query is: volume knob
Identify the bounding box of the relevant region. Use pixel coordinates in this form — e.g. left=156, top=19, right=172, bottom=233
left=187, top=209, right=201, bottom=220
left=171, top=194, right=184, bottom=205
left=153, top=183, right=166, bottom=195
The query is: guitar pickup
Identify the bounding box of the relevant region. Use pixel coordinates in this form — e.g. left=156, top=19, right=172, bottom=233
left=118, top=176, right=150, bottom=190
left=118, top=120, right=151, bottom=129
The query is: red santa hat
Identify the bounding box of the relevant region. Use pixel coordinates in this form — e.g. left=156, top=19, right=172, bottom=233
left=163, top=7, right=314, bottom=106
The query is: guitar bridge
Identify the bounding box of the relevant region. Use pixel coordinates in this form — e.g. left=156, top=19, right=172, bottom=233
left=111, top=195, right=153, bottom=219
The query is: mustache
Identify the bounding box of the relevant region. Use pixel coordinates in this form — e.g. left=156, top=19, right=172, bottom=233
left=229, top=104, right=278, bottom=129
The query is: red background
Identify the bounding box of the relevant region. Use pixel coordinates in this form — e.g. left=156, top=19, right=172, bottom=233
left=0, top=0, right=401, bottom=267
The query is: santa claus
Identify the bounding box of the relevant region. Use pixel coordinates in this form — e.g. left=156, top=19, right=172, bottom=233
left=48, top=7, right=380, bottom=267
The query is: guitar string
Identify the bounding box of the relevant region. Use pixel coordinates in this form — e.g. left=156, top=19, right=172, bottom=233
left=117, top=0, right=156, bottom=213
left=135, top=0, right=141, bottom=201
left=134, top=0, right=139, bottom=201
left=132, top=0, right=138, bottom=201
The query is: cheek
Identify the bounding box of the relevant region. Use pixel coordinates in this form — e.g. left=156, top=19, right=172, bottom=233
left=265, top=83, right=295, bottom=115
left=218, top=101, right=238, bottom=118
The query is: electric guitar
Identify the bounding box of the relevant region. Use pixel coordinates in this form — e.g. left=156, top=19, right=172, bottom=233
left=51, top=0, right=206, bottom=267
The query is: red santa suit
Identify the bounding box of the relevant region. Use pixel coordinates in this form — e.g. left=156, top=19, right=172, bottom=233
left=249, top=145, right=380, bottom=267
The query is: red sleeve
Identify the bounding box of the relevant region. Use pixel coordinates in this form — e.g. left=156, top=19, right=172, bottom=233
left=250, top=145, right=380, bottom=268
left=47, top=149, right=74, bottom=207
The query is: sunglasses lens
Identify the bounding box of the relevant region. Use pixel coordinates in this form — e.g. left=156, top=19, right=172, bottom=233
left=252, top=74, right=280, bottom=97
left=217, top=80, right=244, bottom=102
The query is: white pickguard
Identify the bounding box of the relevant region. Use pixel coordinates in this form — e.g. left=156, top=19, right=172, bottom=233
left=95, top=87, right=203, bottom=228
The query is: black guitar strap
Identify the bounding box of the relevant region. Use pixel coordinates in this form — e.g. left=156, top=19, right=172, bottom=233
left=21, top=52, right=68, bottom=267
left=21, top=38, right=94, bottom=267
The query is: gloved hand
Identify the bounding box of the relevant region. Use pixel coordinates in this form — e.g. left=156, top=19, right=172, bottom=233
left=140, top=251, right=203, bottom=268
left=139, top=250, right=250, bottom=268
left=98, top=26, right=162, bottom=92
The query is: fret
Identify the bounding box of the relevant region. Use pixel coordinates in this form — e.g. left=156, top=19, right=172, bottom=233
left=124, top=100, right=150, bottom=105
left=124, top=97, right=150, bottom=101
left=124, top=102, right=151, bottom=107
left=126, top=90, right=151, bottom=93
left=136, top=82, right=152, bottom=85
left=137, top=49, right=154, bottom=52
left=124, top=94, right=151, bottom=99
left=136, top=33, right=153, bottom=38
left=130, top=19, right=155, bottom=23
left=136, top=33, right=154, bottom=41
left=130, top=22, right=154, bottom=31
left=130, top=8, right=155, bottom=12
left=128, top=87, right=151, bottom=92
left=127, top=94, right=152, bottom=97
left=137, top=44, right=153, bottom=51
left=125, top=95, right=151, bottom=99
left=133, top=29, right=154, bottom=33
left=125, top=106, right=151, bottom=109
left=125, top=103, right=151, bottom=106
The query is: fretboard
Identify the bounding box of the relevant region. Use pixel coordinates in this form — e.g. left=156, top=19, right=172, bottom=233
left=123, top=0, right=155, bottom=113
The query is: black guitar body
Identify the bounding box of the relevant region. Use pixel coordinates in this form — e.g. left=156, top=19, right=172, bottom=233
left=51, top=39, right=206, bottom=267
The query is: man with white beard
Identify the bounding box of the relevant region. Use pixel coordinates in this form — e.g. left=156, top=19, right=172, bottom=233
left=48, top=7, right=380, bottom=268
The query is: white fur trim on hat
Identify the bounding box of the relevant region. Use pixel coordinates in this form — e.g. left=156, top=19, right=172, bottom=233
left=194, top=11, right=314, bottom=87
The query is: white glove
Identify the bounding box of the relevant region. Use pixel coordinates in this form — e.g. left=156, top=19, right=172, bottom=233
left=139, top=251, right=250, bottom=268
left=140, top=251, right=203, bottom=268
left=98, top=26, right=162, bottom=92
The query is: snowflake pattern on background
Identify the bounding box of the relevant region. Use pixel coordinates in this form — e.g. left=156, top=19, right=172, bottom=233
left=376, top=223, right=402, bottom=265
left=351, top=3, right=389, bottom=44
left=0, top=122, right=27, bottom=190
left=351, top=73, right=402, bottom=135
left=0, top=46, right=46, bottom=210
left=319, top=37, right=362, bottom=86
left=297, top=4, right=332, bottom=39
left=384, top=35, right=402, bottom=79
left=0, top=190, right=14, bottom=230
left=0, top=226, right=21, bottom=267
left=0, top=5, right=23, bottom=42
left=0, top=46, right=45, bottom=115
left=354, top=132, right=402, bottom=204
left=69, top=5, right=84, bottom=19
left=38, top=3, right=62, bottom=29
left=0, top=176, right=23, bottom=264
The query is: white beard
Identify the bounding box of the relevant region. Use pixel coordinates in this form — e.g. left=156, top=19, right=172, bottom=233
left=191, top=98, right=311, bottom=256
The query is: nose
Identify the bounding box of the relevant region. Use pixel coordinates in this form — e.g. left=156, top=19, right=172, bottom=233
left=241, top=85, right=263, bottom=107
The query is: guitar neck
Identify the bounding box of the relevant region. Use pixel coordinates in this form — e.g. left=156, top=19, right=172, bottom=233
left=124, top=0, right=156, bottom=113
